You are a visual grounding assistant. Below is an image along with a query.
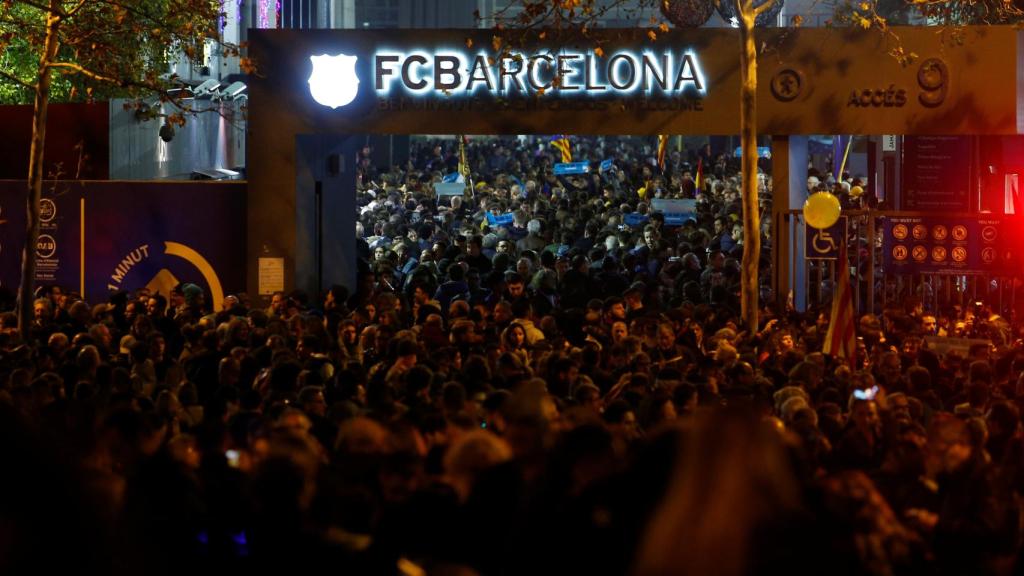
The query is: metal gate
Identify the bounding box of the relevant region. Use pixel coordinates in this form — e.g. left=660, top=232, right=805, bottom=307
left=778, top=209, right=1021, bottom=319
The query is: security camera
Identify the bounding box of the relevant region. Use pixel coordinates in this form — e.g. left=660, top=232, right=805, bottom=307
left=193, top=78, right=221, bottom=99
left=159, top=122, right=175, bottom=142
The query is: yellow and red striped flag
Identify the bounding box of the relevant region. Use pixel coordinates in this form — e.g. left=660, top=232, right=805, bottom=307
left=657, top=134, right=668, bottom=171
left=458, top=135, right=469, bottom=178
left=550, top=135, right=572, bottom=163
left=694, top=157, right=703, bottom=193
left=823, top=242, right=856, bottom=368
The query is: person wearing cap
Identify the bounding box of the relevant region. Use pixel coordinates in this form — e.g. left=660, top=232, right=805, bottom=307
left=172, top=283, right=205, bottom=324
left=624, top=281, right=647, bottom=321
left=170, top=283, right=187, bottom=313
left=602, top=295, right=627, bottom=324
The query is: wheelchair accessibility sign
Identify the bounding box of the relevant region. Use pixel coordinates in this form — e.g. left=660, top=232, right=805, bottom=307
left=805, top=216, right=847, bottom=260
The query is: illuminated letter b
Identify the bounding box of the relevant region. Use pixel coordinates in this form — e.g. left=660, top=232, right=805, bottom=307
left=435, top=56, right=462, bottom=90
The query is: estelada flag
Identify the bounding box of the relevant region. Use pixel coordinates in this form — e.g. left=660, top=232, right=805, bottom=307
left=550, top=135, right=572, bottom=163
left=823, top=242, right=856, bottom=368
left=657, top=134, right=668, bottom=171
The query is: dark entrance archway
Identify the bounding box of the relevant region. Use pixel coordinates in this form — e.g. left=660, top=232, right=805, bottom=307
left=247, top=26, right=1022, bottom=304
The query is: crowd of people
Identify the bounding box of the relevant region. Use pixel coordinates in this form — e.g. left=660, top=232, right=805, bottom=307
left=3, top=135, right=1024, bottom=576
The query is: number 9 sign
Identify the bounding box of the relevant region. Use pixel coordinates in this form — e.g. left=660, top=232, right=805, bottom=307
left=918, top=58, right=948, bottom=108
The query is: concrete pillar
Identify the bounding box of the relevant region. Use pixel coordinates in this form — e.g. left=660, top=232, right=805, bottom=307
left=771, top=135, right=809, bottom=312
left=295, top=134, right=358, bottom=298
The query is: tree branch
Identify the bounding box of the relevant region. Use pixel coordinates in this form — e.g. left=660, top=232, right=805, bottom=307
left=75, top=0, right=171, bottom=29
left=47, top=63, right=238, bottom=128
left=14, top=0, right=66, bottom=17
left=753, top=0, right=778, bottom=18
left=47, top=61, right=122, bottom=85
left=0, top=68, right=35, bottom=90
left=64, top=0, right=90, bottom=18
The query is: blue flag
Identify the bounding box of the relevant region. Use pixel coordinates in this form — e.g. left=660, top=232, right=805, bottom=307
left=486, top=212, right=515, bottom=226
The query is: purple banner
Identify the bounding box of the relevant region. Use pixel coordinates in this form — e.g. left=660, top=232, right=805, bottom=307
left=0, top=182, right=80, bottom=292
left=0, top=181, right=246, bottom=307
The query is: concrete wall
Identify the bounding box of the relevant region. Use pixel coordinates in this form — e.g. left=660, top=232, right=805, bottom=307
left=109, top=100, right=246, bottom=180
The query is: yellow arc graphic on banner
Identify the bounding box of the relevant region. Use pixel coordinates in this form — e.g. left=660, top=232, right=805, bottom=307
left=164, top=241, right=225, bottom=312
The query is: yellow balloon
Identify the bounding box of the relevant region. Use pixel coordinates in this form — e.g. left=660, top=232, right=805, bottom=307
left=803, top=192, right=841, bottom=229
left=850, top=185, right=864, bottom=197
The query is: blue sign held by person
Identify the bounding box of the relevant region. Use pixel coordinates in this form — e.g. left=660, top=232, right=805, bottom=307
left=650, top=198, right=697, bottom=226
left=486, top=211, right=515, bottom=226
left=599, top=159, right=614, bottom=173
left=554, top=162, right=590, bottom=175
left=435, top=182, right=465, bottom=197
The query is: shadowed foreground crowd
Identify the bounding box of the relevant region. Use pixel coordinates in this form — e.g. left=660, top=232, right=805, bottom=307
left=2, top=137, right=1022, bottom=576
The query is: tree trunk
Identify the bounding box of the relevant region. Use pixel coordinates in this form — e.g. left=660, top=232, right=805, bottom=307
left=737, top=0, right=761, bottom=334
left=20, top=6, right=61, bottom=340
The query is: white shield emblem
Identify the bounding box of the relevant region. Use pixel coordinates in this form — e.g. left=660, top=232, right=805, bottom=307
left=308, top=53, right=359, bottom=109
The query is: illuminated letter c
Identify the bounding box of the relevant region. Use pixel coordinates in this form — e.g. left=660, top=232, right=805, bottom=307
left=402, top=54, right=428, bottom=90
